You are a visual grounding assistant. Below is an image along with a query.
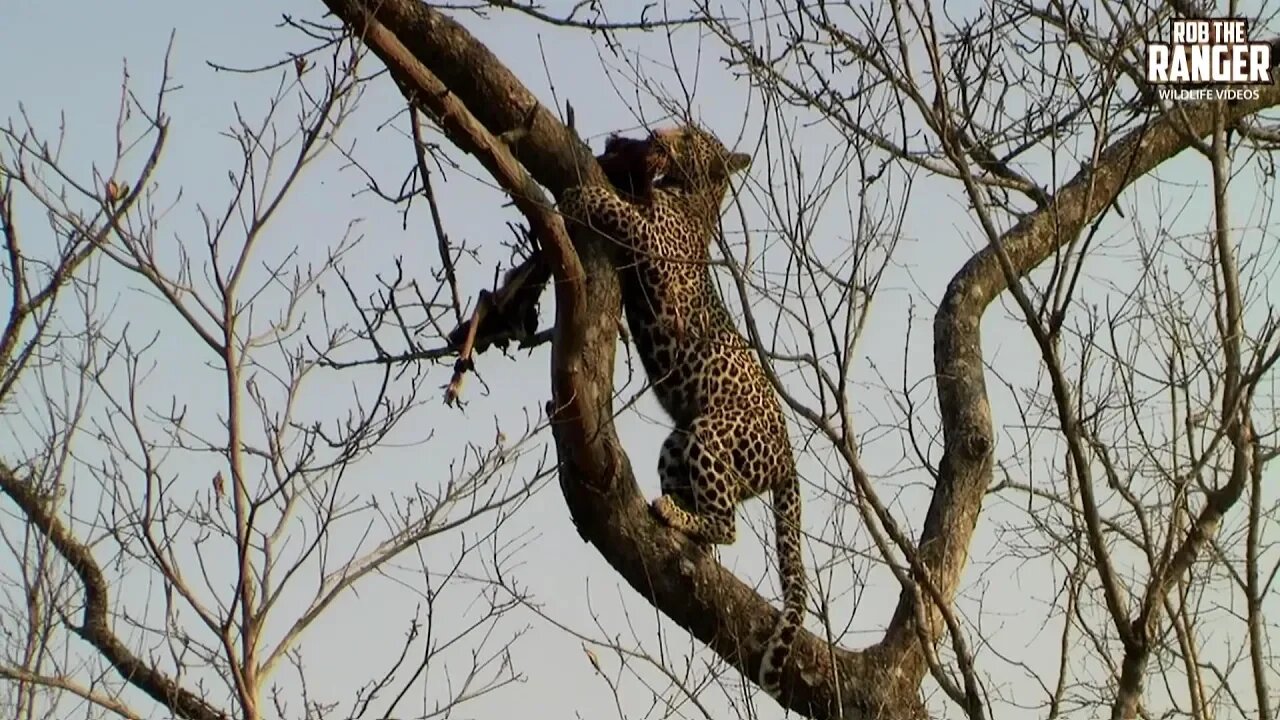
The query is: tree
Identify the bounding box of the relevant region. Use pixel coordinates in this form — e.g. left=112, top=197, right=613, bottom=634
left=2, top=1, right=1277, bottom=720
left=0, top=23, right=542, bottom=720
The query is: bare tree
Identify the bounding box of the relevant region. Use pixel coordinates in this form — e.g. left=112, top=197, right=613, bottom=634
left=308, top=2, right=1280, bottom=719
left=4, top=2, right=1278, bottom=720
left=0, top=34, right=547, bottom=720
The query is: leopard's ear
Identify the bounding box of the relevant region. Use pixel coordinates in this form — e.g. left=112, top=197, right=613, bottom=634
left=726, top=151, right=751, bottom=174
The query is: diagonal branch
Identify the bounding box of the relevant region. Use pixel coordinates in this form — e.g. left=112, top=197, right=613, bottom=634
left=320, top=0, right=598, bottom=197
left=0, top=463, right=231, bottom=720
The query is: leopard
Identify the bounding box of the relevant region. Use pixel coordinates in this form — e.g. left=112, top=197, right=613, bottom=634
left=559, top=125, right=805, bottom=698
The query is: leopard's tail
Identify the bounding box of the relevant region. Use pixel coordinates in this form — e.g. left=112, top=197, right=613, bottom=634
left=759, top=475, right=805, bottom=698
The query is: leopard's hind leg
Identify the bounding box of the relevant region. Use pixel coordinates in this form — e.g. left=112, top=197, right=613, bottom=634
left=652, top=414, right=765, bottom=545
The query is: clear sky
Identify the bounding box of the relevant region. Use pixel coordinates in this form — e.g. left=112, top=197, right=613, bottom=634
left=1, top=1, right=1276, bottom=719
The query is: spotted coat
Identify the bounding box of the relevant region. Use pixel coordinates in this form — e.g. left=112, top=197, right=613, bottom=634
left=560, top=125, right=805, bottom=697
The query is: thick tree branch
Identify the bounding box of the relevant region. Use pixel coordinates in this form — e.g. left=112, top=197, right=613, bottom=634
left=314, top=3, right=923, bottom=717
left=0, top=464, right=231, bottom=720
left=321, top=0, right=598, bottom=197
left=910, top=86, right=1280, bottom=653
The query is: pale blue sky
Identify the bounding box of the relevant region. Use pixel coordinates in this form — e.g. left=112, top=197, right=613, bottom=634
left=1, top=1, right=1277, bottom=719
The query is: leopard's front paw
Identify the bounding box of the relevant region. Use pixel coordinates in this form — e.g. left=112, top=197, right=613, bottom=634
left=650, top=495, right=684, bottom=529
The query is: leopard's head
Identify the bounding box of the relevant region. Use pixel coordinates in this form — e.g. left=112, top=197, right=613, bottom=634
left=647, top=125, right=751, bottom=196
